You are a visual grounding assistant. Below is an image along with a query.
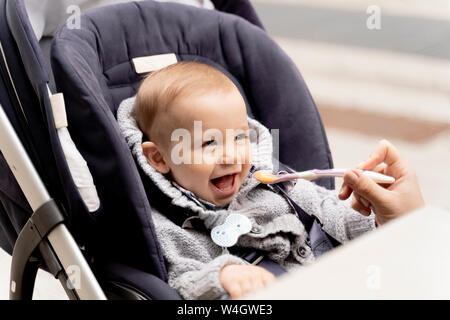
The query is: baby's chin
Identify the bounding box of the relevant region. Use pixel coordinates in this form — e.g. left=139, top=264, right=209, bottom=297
left=205, top=186, right=238, bottom=207
left=209, top=194, right=235, bottom=207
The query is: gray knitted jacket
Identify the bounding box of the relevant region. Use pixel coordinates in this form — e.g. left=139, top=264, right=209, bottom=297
left=117, top=97, right=376, bottom=300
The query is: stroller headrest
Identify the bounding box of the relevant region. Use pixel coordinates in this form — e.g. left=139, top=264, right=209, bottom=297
left=53, top=1, right=256, bottom=113
left=50, top=0, right=334, bottom=278
left=51, top=1, right=288, bottom=115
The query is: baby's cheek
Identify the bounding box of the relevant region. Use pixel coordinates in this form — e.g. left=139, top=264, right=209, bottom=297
left=236, top=143, right=251, bottom=165
left=171, top=164, right=209, bottom=194
left=169, top=143, right=192, bottom=165
left=202, top=149, right=219, bottom=165
left=246, top=145, right=252, bottom=164
left=189, top=163, right=215, bottom=181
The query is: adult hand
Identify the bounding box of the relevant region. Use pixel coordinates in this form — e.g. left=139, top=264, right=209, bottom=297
left=339, top=139, right=425, bottom=225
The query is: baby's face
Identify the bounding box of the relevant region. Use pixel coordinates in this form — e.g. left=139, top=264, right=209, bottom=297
left=156, top=88, right=252, bottom=206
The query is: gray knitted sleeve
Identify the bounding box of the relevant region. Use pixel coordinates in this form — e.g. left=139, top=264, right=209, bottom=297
left=167, top=254, right=248, bottom=300
left=288, top=180, right=376, bottom=243
left=152, top=211, right=248, bottom=300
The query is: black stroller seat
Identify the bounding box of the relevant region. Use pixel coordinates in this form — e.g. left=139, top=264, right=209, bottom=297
left=1, top=0, right=333, bottom=299
left=50, top=0, right=334, bottom=299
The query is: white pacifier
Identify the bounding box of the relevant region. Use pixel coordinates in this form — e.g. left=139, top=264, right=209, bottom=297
left=211, top=213, right=252, bottom=248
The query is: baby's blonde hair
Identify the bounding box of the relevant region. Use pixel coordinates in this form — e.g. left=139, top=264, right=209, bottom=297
left=133, top=61, right=236, bottom=142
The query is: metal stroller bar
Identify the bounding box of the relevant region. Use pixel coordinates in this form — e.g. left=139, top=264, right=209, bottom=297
left=0, top=104, right=106, bottom=300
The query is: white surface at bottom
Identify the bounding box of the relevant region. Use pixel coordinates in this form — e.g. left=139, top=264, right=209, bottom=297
left=1, top=205, right=449, bottom=299
left=247, top=205, right=450, bottom=299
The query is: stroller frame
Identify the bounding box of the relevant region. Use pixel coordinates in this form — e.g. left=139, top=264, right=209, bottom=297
left=0, top=26, right=105, bottom=298
left=0, top=100, right=105, bottom=299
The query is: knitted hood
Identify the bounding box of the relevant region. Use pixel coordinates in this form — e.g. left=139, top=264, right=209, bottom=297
left=117, top=96, right=310, bottom=266
left=117, top=96, right=283, bottom=226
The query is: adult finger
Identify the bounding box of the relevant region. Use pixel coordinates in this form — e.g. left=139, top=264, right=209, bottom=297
left=372, top=163, right=387, bottom=174
left=345, top=169, right=389, bottom=205
left=340, top=160, right=385, bottom=200
left=359, top=139, right=402, bottom=170
left=343, top=157, right=387, bottom=200
left=354, top=192, right=370, bottom=208
left=351, top=196, right=371, bottom=216
left=338, top=183, right=353, bottom=200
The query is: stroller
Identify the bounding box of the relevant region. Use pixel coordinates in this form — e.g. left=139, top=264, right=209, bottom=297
left=0, top=0, right=334, bottom=299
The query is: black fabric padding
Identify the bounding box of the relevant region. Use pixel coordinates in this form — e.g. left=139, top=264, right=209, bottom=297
left=0, top=0, right=76, bottom=255
left=50, top=0, right=334, bottom=285
left=39, top=36, right=56, bottom=92
left=6, top=0, right=49, bottom=93
left=98, top=260, right=182, bottom=300
left=211, top=0, right=265, bottom=30
left=4, top=0, right=101, bottom=251
left=0, top=193, right=28, bottom=254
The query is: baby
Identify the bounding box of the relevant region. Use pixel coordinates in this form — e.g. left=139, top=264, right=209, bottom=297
left=133, top=62, right=252, bottom=208
left=118, top=61, right=377, bottom=299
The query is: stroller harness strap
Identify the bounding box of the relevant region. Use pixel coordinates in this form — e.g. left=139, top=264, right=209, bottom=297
left=228, top=247, right=287, bottom=277
left=48, top=92, right=100, bottom=213
left=272, top=183, right=341, bottom=257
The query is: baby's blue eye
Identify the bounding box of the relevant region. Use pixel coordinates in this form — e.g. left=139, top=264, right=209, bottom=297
left=202, top=140, right=217, bottom=147
left=235, top=134, right=248, bottom=141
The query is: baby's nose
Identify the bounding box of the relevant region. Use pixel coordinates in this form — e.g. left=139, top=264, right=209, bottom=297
left=220, top=143, right=239, bottom=165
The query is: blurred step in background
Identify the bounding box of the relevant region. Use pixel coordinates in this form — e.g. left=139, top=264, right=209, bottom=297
left=254, top=0, right=450, bottom=210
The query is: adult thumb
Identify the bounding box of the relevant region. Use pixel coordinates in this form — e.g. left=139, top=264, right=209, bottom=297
left=343, top=170, right=388, bottom=204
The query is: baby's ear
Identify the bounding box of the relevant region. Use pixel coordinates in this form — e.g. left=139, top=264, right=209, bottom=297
left=142, top=141, right=170, bottom=174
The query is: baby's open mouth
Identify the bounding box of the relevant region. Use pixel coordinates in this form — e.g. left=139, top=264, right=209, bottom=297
left=210, top=174, right=237, bottom=196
